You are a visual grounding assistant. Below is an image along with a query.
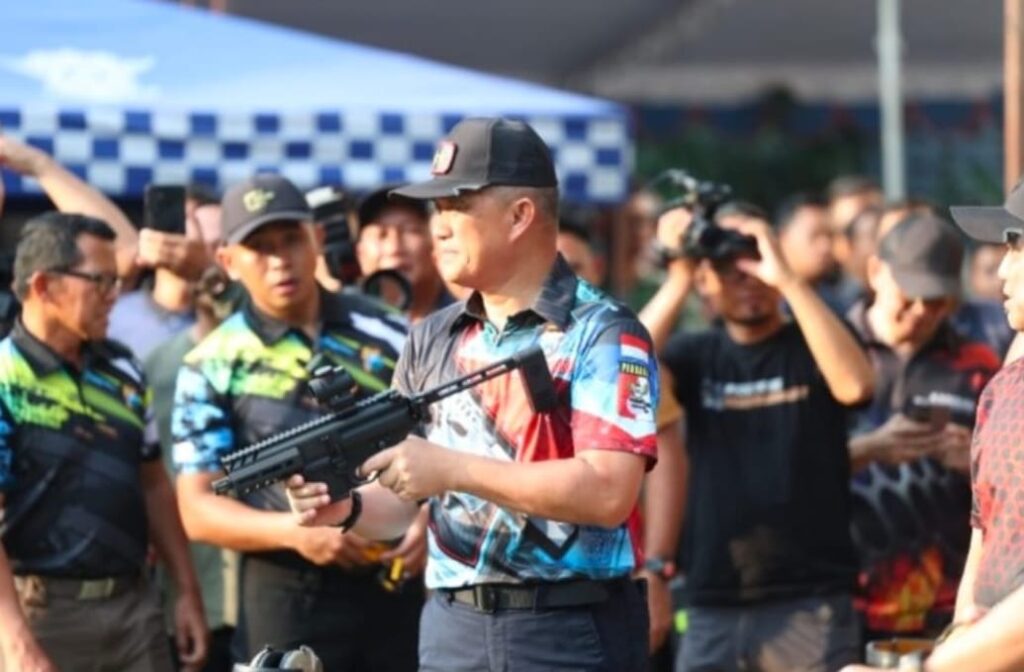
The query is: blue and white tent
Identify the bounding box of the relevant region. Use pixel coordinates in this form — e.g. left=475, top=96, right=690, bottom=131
left=0, top=0, right=631, bottom=203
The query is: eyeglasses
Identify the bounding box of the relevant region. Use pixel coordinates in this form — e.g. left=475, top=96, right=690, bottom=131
left=48, top=268, right=122, bottom=294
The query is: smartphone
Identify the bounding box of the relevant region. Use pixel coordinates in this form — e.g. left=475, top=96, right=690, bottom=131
left=929, top=405, right=951, bottom=432
left=143, top=185, right=186, bottom=234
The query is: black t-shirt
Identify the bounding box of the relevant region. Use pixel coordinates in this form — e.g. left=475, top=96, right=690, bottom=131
left=662, top=321, right=858, bottom=606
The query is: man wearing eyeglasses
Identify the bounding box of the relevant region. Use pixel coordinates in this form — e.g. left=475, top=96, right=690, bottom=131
left=0, top=213, right=207, bottom=672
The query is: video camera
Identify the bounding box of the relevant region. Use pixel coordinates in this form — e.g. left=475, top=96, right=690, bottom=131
left=306, top=186, right=361, bottom=286
left=648, top=169, right=758, bottom=261
left=305, top=186, right=412, bottom=311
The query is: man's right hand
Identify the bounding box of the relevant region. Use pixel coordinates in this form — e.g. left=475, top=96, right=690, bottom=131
left=656, top=207, right=696, bottom=278
left=1, top=627, right=57, bottom=672
left=291, top=526, right=377, bottom=569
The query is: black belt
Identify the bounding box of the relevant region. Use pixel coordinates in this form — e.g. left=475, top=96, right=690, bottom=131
left=440, top=578, right=620, bottom=613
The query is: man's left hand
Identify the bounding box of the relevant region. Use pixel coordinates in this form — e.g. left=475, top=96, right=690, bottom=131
left=639, top=570, right=674, bottom=652
left=720, top=217, right=797, bottom=289
left=173, top=590, right=209, bottom=672
left=361, top=437, right=457, bottom=502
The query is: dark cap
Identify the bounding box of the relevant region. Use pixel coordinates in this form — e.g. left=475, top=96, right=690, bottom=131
left=221, top=174, right=312, bottom=244
left=950, top=177, right=1024, bottom=244
left=878, top=213, right=964, bottom=299
left=391, top=118, right=557, bottom=200
left=357, top=186, right=429, bottom=231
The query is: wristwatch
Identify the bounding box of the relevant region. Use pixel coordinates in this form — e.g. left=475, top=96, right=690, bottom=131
left=335, top=490, right=362, bottom=532
left=642, top=556, right=676, bottom=581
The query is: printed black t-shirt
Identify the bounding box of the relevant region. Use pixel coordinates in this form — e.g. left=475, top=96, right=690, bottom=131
left=662, top=321, right=858, bottom=606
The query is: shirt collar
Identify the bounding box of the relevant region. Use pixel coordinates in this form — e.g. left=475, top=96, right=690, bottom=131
left=10, top=319, right=94, bottom=377
left=242, top=286, right=353, bottom=346
left=452, top=254, right=578, bottom=333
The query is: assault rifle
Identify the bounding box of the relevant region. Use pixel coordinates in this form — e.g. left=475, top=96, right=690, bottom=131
left=212, top=346, right=555, bottom=499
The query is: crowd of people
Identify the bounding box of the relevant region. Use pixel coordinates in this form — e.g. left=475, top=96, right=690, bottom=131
left=0, top=115, right=1022, bottom=672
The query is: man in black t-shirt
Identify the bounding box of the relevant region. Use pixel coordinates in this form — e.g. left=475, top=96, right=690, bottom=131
left=641, top=203, right=875, bottom=672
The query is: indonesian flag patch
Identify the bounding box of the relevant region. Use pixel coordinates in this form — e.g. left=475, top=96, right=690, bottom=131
left=618, top=334, right=653, bottom=421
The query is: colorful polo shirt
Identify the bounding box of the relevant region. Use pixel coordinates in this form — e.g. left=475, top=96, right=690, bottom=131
left=393, top=255, right=659, bottom=589
left=0, top=321, right=158, bottom=578
left=171, top=288, right=406, bottom=515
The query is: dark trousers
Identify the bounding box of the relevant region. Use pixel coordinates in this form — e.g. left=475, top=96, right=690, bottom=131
left=419, top=579, right=650, bottom=672
left=676, top=593, right=860, bottom=672
left=235, top=555, right=423, bottom=672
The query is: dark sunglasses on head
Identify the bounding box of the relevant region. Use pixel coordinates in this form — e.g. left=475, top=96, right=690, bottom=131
left=48, top=268, right=121, bottom=294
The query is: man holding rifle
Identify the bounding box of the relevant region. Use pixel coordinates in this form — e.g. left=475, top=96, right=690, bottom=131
left=171, top=174, right=422, bottom=671
left=287, top=118, right=658, bottom=671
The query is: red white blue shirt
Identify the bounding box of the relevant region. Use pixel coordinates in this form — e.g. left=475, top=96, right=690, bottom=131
left=394, top=255, right=658, bottom=588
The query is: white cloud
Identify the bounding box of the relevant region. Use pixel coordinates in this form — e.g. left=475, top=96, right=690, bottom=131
left=1, top=48, right=160, bottom=103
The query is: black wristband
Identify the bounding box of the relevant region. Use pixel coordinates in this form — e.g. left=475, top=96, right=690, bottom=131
left=335, top=490, right=362, bottom=532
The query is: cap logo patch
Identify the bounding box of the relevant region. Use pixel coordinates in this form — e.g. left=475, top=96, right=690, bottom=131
left=242, top=188, right=274, bottom=213
left=431, top=141, right=457, bottom=175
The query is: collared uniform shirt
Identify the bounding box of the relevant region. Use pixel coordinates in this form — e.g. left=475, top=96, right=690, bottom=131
left=394, top=255, right=658, bottom=589
left=0, top=321, right=159, bottom=578
left=171, top=289, right=406, bottom=518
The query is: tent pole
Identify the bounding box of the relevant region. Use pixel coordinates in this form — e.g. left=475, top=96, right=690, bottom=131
left=1007, top=0, right=1024, bottom=193
left=877, top=0, right=905, bottom=201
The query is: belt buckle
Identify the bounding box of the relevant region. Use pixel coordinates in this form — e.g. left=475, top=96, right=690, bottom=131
left=473, top=585, right=497, bottom=613
left=78, top=577, right=115, bottom=600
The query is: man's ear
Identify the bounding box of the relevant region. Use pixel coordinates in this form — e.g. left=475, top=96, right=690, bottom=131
left=27, top=271, right=52, bottom=304
left=508, top=197, right=537, bottom=242
left=216, top=246, right=241, bottom=281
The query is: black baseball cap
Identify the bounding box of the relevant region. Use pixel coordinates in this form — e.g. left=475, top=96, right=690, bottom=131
left=950, top=177, right=1024, bottom=244
left=221, top=174, right=312, bottom=244
left=357, top=186, right=429, bottom=231
left=391, top=118, right=557, bottom=200
left=878, top=213, right=964, bottom=299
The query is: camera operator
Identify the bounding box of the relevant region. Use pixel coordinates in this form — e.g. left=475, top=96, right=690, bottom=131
left=640, top=186, right=874, bottom=672
left=355, top=187, right=453, bottom=323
